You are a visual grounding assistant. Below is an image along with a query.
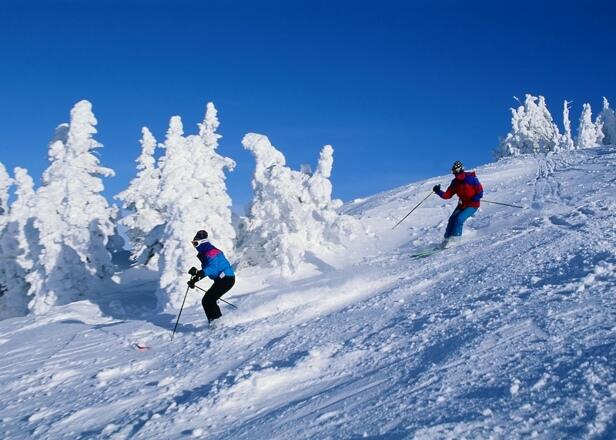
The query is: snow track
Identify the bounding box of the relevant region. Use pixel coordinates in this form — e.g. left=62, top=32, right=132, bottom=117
left=1, top=148, right=615, bottom=439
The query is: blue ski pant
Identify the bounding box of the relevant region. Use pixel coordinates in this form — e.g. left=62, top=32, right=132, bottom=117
left=444, top=206, right=477, bottom=238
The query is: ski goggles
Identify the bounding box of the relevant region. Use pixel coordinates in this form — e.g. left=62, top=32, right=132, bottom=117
left=192, top=239, right=208, bottom=247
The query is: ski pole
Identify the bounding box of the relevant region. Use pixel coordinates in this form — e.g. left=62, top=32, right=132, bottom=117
left=171, top=285, right=190, bottom=341
left=392, top=191, right=433, bottom=230
left=482, top=199, right=525, bottom=209
left=193, top=284, right=238, bottom=309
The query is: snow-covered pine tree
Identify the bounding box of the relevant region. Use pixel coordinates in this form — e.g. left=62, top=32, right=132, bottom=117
left=134, top=120, right=186, bottom=270
left=115, top=127, right=163, bottom=260
left=495, top=94, right=563, bottom=158
left=561, top=100, right=575, bottom=150
left=27, top=100, right=116, bottom=314
left=238, top=134, right=361, bottom=276
left=576, top=103, right=605, bottom=149
left=0, top=162, right=10, bottom=224
left=238, top=133, right=307, bottom=276
left=0, top=167, right=35, bottom=319
left=0, top=162, right=13, bottom=300
left=191, top=102, right=236, bottom=255
left=303, top=145, right=363, bottom=244
left=156, top=116, right=202, bottom=309
left=155, top=103, right=236, bottom=310
left=597, top=97, right=616, bottom=145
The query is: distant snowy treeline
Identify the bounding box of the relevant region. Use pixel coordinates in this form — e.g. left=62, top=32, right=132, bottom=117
left=0, top=100, right=361, bottom=318
left=496, top=94, right=616, bottom=157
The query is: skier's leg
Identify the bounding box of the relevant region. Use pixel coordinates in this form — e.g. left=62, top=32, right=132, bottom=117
left=201, top=276, right=236, bottom=322
left=444, top=207, right=462, bottom=238
left=451, top=207, right=477, bottom=237
left=213, top=276, right=235, bottom=302
left=202, top=281, right=224, bottom=321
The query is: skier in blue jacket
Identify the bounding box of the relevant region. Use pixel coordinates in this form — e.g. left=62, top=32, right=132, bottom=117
left=187, top=230, right=235, bottom=323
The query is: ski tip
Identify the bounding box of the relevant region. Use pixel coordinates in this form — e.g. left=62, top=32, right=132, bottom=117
left=135, top=343, right=151, bottom=351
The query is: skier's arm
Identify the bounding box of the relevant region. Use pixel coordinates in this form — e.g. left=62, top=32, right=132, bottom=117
left=470, top=177, right=484, bottom=202
left=438, top=181, right=456, bottom=199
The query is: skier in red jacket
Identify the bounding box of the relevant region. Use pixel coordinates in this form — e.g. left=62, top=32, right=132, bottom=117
left=433, top=161, right=483, bottom=247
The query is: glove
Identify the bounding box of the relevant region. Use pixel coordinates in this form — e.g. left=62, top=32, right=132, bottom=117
left=433, top=184, right=441, bottom=193
left=188, top=267, right=205, bottom=279
left=187, top=275, right=200, bottom=289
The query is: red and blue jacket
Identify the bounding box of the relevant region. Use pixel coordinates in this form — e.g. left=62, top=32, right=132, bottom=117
left=196, top=241, right=235, bottom=280
left=436, top=171, right=483, bottom=209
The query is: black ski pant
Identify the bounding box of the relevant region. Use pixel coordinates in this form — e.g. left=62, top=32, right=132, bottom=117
left=201, top=276, right=235, bottom=322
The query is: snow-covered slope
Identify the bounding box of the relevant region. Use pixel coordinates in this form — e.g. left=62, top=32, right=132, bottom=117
left=1, top=147, right=615, bottom=439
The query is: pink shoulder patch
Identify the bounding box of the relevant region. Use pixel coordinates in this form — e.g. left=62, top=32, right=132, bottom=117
left=204, top=248, right=221, bottom=258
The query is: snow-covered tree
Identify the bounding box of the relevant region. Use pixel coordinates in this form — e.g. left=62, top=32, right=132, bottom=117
left=561, top=100, right=575, bottom=150
left=238, top=133, right=361, bottom=276
left=27, top=100, right=116, bottom=314
left=597, top=97, right=616, bottom=145
left=237, top=133, right=306, bottom=276
left=0, top=168, right=35, bottom=319
left=495, top=95, right=563, bottom=158
left=135, top=118, right=188, bottom=271
left=0, top=162, right=13, bottom=302
left=115, top=127, right=163, bottom=258
left=0, top=162, right=10, bottom=225
left=154, top=103, right=236, bottom=310
left=191, top=102, right=236, bottom=254
left=303, top=145, right=363, bottom=245
left=576, top=103, right=604, bottom=149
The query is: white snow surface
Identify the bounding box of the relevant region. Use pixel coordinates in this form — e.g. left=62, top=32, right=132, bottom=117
left=1, top=147, right=616, bottom=439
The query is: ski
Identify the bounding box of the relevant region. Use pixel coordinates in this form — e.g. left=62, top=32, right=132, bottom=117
left=410, top=248, right=442, bottom=259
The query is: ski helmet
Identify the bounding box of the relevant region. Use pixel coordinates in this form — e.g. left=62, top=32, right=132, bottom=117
left=451, top=160, right=464, bottom=174
left=192, top=230, right=208, bottom=244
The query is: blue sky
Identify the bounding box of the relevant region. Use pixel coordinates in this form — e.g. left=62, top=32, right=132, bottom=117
left=0, top=0, right=614, bottom=211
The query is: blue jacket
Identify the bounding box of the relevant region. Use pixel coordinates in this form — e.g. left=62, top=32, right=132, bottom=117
left=196, top=241, right=235, bottom=280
